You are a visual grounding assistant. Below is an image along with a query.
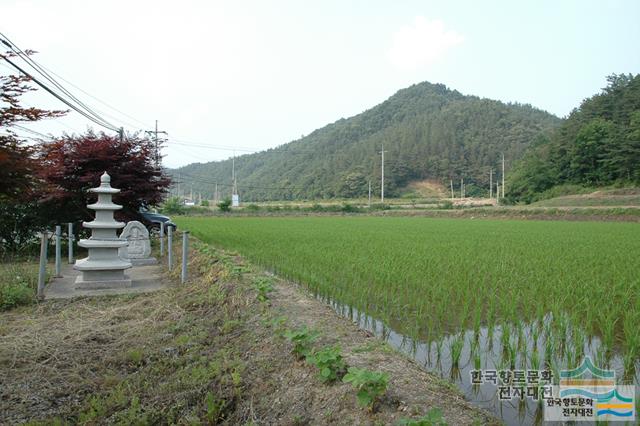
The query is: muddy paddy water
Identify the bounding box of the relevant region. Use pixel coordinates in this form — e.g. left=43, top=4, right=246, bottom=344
left=317, top=295, right=639, bottom=426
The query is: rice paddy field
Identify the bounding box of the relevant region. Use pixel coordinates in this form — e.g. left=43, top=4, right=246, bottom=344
left=176, top=216, right=640, bottom=424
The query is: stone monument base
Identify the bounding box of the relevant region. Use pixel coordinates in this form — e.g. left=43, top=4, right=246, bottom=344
left=129, top=257, right=158, bottom=266
left=75, top=275, right=132, bottom=290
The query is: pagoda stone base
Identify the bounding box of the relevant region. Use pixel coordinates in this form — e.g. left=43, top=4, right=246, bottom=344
left=129, top=257, right=158, bottom=266
left=75, top=269, right=132, bottom=290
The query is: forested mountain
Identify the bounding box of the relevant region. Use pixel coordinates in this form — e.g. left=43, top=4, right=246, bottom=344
left=508, top=74, right=640, bottom=203
left=172, top=81, right=561, bottom=201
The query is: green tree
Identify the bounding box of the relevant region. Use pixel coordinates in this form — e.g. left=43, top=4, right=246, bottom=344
left=337, top=171, right=367, bottom=198
left=569, top=119, right=615, bottom=185
left=162, top=196, right=185, bottom=215
left=602, top=111, right=640, bottom=182
left=217, top=198, right=232, bottom=212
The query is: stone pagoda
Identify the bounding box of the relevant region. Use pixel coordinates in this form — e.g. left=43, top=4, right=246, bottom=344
left=74, top=172, right=132, bottom=289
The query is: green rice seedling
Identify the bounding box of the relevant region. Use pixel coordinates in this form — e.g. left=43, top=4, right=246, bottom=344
left=449, top=335, right=464, bottom=368
left=435, top=338, right=444, bottom=361
left=623, top=314, right=639, bottom=369
left=501, top=322, right=511, bottom=354
left=487, top=324, right=495, bottom=353
left=516, top=322, right=525, bottom=350
left=598, top=310, right=618, bottom=355
left=177, top=216, right=640, bottom=379
left=473, top=350, right=481, bottom=371
left=565, top=346, right=576, bottom=369
left=622, top=313, right=640, bottom=356
left=530, top=348, right=540, bottom=372
left=595, top=345, right=609, bottom=370
left=531, top=321, right=541, bottom=347
left=544, top=333, right=554, bottom=364
left=508, top=340, right=517, bottom=370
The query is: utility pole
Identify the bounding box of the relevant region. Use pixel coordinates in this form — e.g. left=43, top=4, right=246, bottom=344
left=450, top=179, right=454, bottom=200
left=231, top=154, right=239, bottom=206
left=501, top=153, right=505, bottom=199
left=489, top=168, right=493, bottom=199
left=460, top=178, right=464, bottom=198
left=379, top=145, right=387, bottom=202
left=368, top=180, right=372, bottom=207
left=145, top=120, right=168, bottom=168
left=232, top=156, right=237, bottom=196
left=496, top=182, right=500, bottom=204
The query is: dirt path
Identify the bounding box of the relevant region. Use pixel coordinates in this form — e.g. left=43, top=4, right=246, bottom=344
left=261, top=279, right=494, bottom=425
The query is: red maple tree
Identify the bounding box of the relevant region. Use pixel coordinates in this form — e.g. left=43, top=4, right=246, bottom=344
left=1, top=50, right=66, bottom=253
left=38, top=131, right=172, bottom=224
left=0, top=51, right=66, bottom=201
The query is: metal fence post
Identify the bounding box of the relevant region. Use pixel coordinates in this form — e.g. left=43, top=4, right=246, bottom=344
left=167, top=225, right=173, bottom=271
left=68, top=222, right=74, bottom=264
left=37, top=231, right=48, bottom=300
left=159, top=222, right=164, bottom=256
left=55, top=225, right=62, bottom=277
left=181, top=231, right=189, bottom=284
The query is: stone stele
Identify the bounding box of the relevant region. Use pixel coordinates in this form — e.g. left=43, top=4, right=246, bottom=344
left=119, top=221, right=157, bottom=266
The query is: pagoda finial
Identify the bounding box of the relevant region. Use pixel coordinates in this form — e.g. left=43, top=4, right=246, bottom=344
left=101, top=172, right=110, bottom=184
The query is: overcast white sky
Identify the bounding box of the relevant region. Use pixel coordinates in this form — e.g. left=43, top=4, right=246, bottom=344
left=2, top=0, right=639, bottom=168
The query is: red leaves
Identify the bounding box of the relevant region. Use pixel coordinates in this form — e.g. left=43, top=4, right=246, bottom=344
left=0, top=73, right=66, bottom=126
left=37, top=132, right=172, bottom=224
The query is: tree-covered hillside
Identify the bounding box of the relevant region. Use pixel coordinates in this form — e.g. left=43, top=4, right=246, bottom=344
left=173, top=81, right=561, bottom=201
left=508, top=74, right=640, bottom=203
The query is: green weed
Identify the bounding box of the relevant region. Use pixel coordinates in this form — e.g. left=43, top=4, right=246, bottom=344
left=342, top=367, right=389, bottom=410
left=305, top=346, right=347, bottom=383
left=284, top=326, right=319, bottom=359
left=253, top=277, right=275, bottom=302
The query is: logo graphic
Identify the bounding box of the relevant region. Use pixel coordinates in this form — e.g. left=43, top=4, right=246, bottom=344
left=544, top=356, right=635, bottom=421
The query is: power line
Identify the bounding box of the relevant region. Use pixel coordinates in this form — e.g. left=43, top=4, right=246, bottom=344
left=175, top=170, right=308, bottom=192
left=33, top=61, right=152, bottom=129
left=0, top=34, right=125, bottom=133
left=0, top=32, right=121, bottom=127
left=10, top=124, right=54, bottom=140
left=167, top=138, right=318, bottom=155
left=0, top=53, right=120, bottom=132
left=0, top=33, right=120, bottom=131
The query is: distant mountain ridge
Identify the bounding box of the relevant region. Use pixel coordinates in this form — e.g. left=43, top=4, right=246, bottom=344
left=172, top=81, right=561, bottom=201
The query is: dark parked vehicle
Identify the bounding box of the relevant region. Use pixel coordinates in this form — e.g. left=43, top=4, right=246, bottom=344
left=139, top=209, right=177, bottom=234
